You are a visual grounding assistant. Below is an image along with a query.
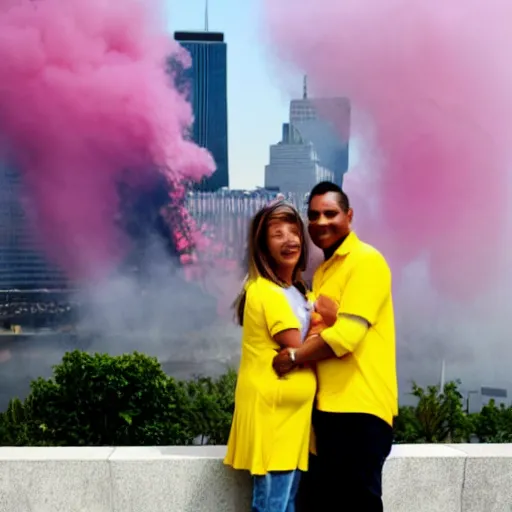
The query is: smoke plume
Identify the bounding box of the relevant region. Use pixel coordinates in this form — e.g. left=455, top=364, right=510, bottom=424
left=0, top=0, right=245, bottom=408
left=0, top=0, right=214, bottom=280
left=265, top=0, right=512, bottom=302
left=265, top=0, right=512, bottom=395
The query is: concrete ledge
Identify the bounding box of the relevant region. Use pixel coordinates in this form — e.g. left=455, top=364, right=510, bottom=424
left=449, top=444, right=512, bottom=512
left=0, top=444, right=508, bottom=511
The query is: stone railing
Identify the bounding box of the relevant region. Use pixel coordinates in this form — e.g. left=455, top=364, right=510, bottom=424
left=0, top=444, right=509, bottom=511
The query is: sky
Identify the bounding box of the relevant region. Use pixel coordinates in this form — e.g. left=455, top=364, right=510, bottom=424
left=167, top=0, right=299, bottom=190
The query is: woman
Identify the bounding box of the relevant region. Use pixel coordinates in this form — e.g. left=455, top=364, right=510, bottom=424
left=224, top=201, right=316, bottom=512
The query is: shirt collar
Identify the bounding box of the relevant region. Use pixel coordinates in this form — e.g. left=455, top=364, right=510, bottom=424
left=334, top=230, right=359, bottom=257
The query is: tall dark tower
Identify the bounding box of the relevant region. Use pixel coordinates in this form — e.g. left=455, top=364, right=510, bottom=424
left=174, top=26, right=229, bottom=192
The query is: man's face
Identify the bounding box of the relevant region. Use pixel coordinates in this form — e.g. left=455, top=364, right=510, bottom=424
left=307, top=192, right=353, bottom=250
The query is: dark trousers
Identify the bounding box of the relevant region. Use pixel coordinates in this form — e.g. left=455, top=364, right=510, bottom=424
left=298, top=410, right=393, bottom=512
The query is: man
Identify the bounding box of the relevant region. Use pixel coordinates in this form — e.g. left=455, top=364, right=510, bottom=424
left=273, top=181, right=398, bottom=511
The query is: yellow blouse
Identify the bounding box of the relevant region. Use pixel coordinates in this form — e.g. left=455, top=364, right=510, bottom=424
left=224, top=276, right=317, bottom=475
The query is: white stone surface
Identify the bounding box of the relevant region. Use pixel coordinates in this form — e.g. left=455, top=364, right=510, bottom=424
left=451, top=444, right=512, bottom=512
left=0, top=447, right=114, bottom=512
left=384, top=445, right=467, bottom=512
left=0, top=444, right=510, bottom=511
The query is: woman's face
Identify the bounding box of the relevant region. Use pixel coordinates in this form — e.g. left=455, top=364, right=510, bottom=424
left=266, top=219, right=302, bottom=271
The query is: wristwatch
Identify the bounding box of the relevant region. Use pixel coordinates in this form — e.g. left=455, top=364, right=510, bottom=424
left=288, top=348, right=297, bottom=363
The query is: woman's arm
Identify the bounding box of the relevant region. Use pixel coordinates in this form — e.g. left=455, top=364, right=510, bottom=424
left=273, top=329, right=302, bottom=349
left=274, top=296, right=338, bottom=351
left=273, top=314, right=370, bottom=376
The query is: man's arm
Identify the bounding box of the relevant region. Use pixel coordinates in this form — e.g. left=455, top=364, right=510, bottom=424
left=298, top=314, right=369, bottom=362
left=295, top=333, right=336, bottom=363
left=272, top=316, right=368, bottom=376
left=273, top=250, right=391, bottom=374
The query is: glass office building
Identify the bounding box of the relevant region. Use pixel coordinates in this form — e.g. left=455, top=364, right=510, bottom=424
left=0, top=163, right=68, bottom=291
left=174, top=31, right=229, bottom=192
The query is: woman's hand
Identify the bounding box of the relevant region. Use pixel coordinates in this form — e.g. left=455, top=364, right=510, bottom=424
left=314, top=295, right=338, bottom=327
left=273, top=348, right=295, bottom=377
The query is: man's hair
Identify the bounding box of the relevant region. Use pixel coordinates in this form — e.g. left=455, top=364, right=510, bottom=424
left=308, top=181, right=350, bottom=212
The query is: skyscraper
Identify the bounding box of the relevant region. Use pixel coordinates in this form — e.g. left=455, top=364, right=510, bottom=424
left=174, top=30, right=229, bottom=192
left=264, top=77, right=350, bottom=196
left=289, top=77, right=350, bottom=186
left=264, top=123, right=334, bottom=197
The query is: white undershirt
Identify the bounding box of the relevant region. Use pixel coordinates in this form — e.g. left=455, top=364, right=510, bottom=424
left=282, top=286, right=312, bottom=342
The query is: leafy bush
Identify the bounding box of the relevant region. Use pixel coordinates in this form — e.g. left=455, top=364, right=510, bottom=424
left=393, top=405, right=420, bottom=444
left=3, top=351, right=512, bottom=447
left=0, top=398, right=30, bottom=445
left=1, top=351, right=206, bottom=446
left=185, top=369, right=237, bottom=445
left=393, top=381, right=512, bottom=444
left=394, top=381, right=471, bottom=443
left=473, top=400, right=512, bottom=443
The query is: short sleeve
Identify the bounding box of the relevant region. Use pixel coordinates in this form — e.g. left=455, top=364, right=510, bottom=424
left=259, top=281, right=301, bottom=337
left=340, top=250, right=391, bottom=325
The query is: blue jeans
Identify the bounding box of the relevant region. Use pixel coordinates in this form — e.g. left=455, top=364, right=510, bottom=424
left=252, top=470, right=301, bottom=512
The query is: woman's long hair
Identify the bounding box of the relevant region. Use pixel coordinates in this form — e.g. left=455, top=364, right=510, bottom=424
left=233, top=202, right=308, bottom=326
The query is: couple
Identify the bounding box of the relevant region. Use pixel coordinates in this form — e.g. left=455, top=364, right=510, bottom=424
left=224, top=181, right=398, bottom=512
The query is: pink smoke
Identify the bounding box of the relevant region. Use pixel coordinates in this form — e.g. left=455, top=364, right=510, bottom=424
left=0, top=0, right=214, bottom=280
left=265, top=0, right=512, bottom=301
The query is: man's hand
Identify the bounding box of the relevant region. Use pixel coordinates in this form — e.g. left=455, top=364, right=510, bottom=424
left=273, top=348, right=295, bottom=377
left=315, top=295, right=338, bottom=327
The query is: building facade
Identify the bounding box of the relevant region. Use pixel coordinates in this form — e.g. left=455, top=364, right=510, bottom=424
left=264, top=130, right=334, bottom=197
left=186, top=188, right=304, bottom=262
left=174, top=31, right=229, bottom=192
left=289, top=96, right=350, bottom=186
left=0, top=164, right=68, bottom=291
left=264, top=78, right=350, bottom=196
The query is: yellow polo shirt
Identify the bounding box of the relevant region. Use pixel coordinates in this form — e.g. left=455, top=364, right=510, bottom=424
left=312, top=231, right=398, bottom=426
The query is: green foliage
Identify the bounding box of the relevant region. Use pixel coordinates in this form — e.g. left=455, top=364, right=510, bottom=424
left=1, top=351, right=512, bottom=447
left=394, top=381, right=512, bottom=444
left=473, top=400, right=512, bottom=443
left=0, top=398, right=30, bottom=445
left=393, top=405, right=420, bottom=444
left=185, top=369, right=237, bottom=445
left=394, top=381, right=471, bottom=443
left=0, top=350, right=236, bottom=447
